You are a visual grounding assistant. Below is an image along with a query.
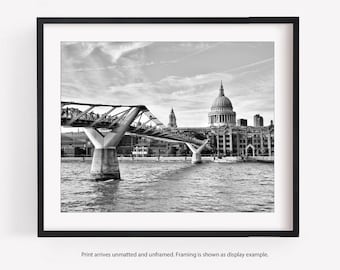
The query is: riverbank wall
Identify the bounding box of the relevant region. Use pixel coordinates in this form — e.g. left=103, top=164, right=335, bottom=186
left=61, top=156, right=274, bottom=163
left=61, top=156, right=213, bottom=162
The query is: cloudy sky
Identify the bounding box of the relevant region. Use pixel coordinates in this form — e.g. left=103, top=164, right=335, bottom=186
left=61, top=41, right=274, bottom=127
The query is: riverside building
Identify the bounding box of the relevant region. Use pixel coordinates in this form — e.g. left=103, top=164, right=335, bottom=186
left=208, top=82, right=274, bottom=157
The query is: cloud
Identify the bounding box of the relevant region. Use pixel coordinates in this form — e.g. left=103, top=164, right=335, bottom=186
left=158, top=43, right=221, bottom=64
left=99, top=42, right=153, bottom=62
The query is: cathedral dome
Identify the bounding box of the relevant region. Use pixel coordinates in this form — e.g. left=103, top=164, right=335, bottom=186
left=208, top=81, right=236, bottom=127
left=210, top=82, right=233, bottom=111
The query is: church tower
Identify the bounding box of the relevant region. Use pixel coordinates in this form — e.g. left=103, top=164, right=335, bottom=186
left=168, top=108, right=177, bottom=128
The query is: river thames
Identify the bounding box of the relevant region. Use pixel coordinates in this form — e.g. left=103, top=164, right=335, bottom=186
left=61, top=159, right=274, bottom=212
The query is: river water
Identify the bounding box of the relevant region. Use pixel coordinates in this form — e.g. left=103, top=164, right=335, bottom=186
left=61, top=160, right=274, bottom=212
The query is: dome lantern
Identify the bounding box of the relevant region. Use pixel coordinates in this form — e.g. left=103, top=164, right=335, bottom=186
left=219, top=80, right=224, bottom=96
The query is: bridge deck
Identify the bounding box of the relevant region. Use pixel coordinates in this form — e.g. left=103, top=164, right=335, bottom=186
left=61, top=102, right=207, bottom=146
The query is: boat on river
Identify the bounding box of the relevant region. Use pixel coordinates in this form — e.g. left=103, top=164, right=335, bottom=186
left=213, top=156, right=242, bottom=163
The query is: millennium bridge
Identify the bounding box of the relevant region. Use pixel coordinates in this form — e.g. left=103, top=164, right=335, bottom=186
left=61, top=101, right=209, bottom=180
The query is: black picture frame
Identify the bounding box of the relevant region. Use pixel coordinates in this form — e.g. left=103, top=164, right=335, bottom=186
left=37, top=17, right=299, bottom=237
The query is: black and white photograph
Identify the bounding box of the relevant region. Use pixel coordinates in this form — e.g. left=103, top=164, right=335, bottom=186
left=60, top=41, right=275, bottom=213
left=11, top=0, right=340, bottom=266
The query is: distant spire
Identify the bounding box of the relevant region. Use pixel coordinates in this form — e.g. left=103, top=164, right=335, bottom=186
left=168, top=107, right=177, bottom=128
left=219, top=80, right=225, bottom=96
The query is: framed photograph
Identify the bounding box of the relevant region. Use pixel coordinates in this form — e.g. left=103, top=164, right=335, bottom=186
left=37, top=17, right=299, bottom=237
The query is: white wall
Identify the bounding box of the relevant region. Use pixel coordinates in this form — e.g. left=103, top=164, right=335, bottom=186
left=0, top=0, right=339, bottom=269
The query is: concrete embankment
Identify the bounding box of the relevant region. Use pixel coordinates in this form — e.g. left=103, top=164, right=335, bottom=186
left=61, top=156, right=214, bottom=162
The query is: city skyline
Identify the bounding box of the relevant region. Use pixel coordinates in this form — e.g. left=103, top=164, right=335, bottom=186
left=61, top=41, right=274, bottom=127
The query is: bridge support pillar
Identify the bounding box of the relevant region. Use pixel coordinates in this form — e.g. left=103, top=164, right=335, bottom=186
left=91, top=148, right=120, bottom=180
left=83, top=107, right=141, bottom=180
left=191, top=152, right=202, bottom=164
left=186, top=140, right=209, bottom=164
